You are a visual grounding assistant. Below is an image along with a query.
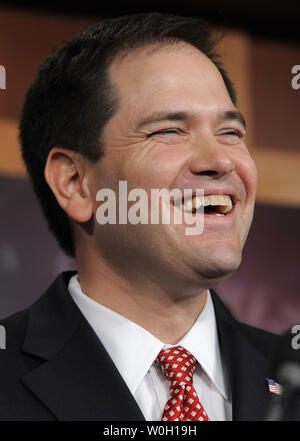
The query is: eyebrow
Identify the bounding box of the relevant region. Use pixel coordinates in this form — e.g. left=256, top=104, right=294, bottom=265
left=136, top=109, right=246, bottom=130
left=222, top=110, right=246, bottom=130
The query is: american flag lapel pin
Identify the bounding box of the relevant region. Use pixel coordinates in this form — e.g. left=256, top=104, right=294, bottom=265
left=267, top=378, right=282, bottom=395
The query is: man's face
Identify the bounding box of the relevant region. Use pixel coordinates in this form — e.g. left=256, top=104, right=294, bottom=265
left=91, top=43, right=257, bottom=289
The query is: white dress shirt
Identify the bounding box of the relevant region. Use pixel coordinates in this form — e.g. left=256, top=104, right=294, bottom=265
left=68, top=274, right=232, bottom=421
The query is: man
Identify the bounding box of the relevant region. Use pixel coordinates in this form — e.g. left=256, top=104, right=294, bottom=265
left=0, top=12, right=281, bottom=421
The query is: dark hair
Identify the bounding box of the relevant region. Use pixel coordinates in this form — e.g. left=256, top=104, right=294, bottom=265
left=19, top=12, right=237, bottom=257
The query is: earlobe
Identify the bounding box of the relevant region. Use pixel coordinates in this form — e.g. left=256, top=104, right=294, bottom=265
left=44, top=147, right=93, bottom=223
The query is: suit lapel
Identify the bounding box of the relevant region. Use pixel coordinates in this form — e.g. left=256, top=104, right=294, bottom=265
left=21, top=272, right=145, bottom=421
left=211, top=291, right=272, bottom=421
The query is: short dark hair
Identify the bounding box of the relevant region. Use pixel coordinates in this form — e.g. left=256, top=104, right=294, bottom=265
left=19, top=12, right=237, bottom=257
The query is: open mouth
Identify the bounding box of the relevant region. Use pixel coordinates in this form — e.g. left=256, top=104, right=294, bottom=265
left=175, top=195, right=234, bottom=216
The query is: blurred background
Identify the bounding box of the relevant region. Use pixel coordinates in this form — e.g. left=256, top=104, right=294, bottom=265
left=0, top=1, right=299, bottom=334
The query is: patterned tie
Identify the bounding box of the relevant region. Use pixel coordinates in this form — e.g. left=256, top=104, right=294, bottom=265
left=155, top=346, right=209, bottom=421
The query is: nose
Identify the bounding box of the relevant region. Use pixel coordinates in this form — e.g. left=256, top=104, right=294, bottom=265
left=188, top=138, right=235, bottom=178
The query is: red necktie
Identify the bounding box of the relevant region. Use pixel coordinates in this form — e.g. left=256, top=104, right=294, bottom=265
left=155, top=346, right=210, bottom=421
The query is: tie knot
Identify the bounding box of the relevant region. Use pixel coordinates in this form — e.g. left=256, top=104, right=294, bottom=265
left=155, top=346, right=197, bottom=387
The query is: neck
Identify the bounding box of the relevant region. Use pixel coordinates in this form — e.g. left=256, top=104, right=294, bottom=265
left=76, top=248, right=208, bottom=345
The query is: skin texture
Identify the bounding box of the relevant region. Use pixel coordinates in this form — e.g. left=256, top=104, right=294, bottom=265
left=44, top=42, right=257, bottom=343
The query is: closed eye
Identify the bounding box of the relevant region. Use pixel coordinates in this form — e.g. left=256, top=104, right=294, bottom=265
left=217, top=129, right=245, bottom=144
left=221, top=129, right=244, bottom=137
left=147, top=129, right=180, bottom=138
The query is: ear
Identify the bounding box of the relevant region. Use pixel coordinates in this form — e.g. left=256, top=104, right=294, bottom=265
left=44, top=147, right=93, bottom=223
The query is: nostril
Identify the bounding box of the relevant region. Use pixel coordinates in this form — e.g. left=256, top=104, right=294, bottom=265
left=198, top=170, right=218, bottom=176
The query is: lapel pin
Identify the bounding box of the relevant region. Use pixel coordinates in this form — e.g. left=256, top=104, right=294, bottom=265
left=267, top=378, right=282, bottom=395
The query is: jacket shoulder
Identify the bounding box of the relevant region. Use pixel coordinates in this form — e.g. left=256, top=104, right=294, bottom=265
left=210, top=289, right=281, bottom=362
left=0, top=278, right=71, bottom=420
left=236, top=320, right=280, bottom=361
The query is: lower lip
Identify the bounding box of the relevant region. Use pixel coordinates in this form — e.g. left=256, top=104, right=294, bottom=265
left=202, top=205, right=236, bottom=226
left=173, top=203, right=236, bottom=227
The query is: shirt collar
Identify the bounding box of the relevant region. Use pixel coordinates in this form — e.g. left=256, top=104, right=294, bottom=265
left=68, top=274, right=228, bottom=399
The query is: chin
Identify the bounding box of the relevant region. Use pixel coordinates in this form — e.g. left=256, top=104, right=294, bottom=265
left=200, top=267, right=236, bottom=284
left=190, top=247, right=243, bottom=286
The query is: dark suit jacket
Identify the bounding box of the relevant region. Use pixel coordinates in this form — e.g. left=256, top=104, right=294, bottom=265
left=0, top=271, right=284, bottom=421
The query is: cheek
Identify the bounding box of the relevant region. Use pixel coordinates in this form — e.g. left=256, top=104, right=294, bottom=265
left=122, top=145, right=189, bottom=189
left=235, top=152, right=258, bottom=243
left=246, top=157, right=258, bottom=200
left=236, top=150, right=258, bottom=202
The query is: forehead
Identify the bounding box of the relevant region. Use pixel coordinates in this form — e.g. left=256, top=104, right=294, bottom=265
left=105, top=43, right=236, bottom=135
left=108, top=42, right=230, bottom=108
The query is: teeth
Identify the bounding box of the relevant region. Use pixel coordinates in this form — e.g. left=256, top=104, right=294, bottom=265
left=181, top=194, right=233, bottom=214
left=183, top=198, right=193, bottom=212
left=193, top=196, right=203, bottom=210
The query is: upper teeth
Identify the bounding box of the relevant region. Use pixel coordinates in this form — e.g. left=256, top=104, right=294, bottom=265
left=180, top=195, right=232, bottom=214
